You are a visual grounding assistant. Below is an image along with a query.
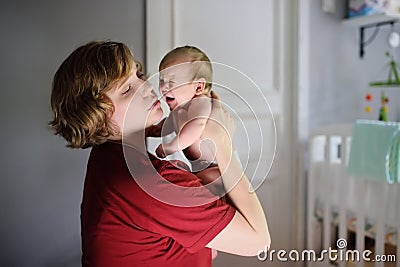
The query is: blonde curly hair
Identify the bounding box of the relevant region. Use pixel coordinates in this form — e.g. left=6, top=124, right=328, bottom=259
left=49, top=41, right=138, bottom=148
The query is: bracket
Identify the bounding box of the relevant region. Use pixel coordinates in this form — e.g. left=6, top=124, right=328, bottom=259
left=359, top=20, right=397, bottom=58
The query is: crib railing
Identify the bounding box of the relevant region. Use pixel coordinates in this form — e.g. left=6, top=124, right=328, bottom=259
left=307, top=124, right=400, bottom=267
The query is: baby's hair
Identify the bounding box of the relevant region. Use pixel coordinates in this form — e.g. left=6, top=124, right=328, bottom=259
left=159, top=45, right=213, bottom=92
left=49, top=41, right=135, bottom=149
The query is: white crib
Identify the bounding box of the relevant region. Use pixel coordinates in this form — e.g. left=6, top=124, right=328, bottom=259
left=307, top=124, right=400, bottom=267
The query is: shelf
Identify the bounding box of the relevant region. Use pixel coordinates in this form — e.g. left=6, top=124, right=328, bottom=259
left=343, top=13, right=400, bottom=27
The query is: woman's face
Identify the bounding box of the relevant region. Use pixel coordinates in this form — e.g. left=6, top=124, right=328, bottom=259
left=106, top=63, right=163, bottom=137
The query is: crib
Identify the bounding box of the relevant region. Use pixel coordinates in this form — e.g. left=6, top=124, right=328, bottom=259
left=306, top=123, right=400, bottom=267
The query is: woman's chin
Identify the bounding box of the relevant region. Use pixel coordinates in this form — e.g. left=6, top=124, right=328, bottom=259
left=148, top=110, right=164, bottom=126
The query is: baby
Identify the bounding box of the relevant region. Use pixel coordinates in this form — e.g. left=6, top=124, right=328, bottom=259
left=148, top=46, right=226, bottom=195
left=154, top=45, right=224, bottom=260
left=150, top=45, right=241, bottom=260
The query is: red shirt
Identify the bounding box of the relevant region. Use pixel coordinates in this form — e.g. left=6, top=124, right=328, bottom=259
left=81, top=142, right=235, bottom=267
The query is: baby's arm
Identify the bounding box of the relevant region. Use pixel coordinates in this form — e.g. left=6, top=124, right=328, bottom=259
left=157, top=96, right=212, bottom=157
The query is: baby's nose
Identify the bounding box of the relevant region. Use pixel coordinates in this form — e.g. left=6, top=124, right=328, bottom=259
left=160, top=87, right=171, bottom=96
left=160, top=84, right=169, bottom=92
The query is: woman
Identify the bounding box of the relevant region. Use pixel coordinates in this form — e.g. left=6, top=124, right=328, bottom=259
left=49, top=40, right=270, bottom=267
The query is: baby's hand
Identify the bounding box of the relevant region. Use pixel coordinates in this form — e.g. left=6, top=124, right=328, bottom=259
left=156, top=144, right=166, bottom=158
left=211, top=249, right=218, bottom=260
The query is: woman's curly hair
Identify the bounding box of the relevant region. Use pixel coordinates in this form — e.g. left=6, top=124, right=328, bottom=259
left=49, top=41, right=137, bottom=148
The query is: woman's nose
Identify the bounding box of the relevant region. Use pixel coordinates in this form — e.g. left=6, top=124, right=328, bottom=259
left=141, top=81, right=154, bottom=97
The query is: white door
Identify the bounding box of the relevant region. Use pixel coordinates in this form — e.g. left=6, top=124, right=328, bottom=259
left=146, top=1, right=301, bottom=266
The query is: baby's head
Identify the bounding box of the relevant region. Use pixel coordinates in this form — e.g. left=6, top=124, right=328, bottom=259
left=159, top=46, right=212, bottom=109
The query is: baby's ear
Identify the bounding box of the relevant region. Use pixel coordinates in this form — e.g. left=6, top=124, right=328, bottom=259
left=195, top=78, right=206, bottom=95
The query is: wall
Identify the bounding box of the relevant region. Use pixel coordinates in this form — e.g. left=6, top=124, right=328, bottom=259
left=309, top=0, right=400, bottom=133
left=0, top=1, right=144, bottom=266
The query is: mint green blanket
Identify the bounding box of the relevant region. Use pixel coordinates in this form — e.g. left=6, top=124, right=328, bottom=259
left=347, top=120, right=400, bottom=183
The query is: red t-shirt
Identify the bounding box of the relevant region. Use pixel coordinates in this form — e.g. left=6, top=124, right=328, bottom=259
left=81, top=142, right=235, bottom=267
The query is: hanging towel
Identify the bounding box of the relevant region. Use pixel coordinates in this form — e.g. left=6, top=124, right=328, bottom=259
left=347, top=120, right=400, bottom=183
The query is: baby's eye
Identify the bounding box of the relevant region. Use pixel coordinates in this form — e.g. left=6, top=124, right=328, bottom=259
left=159, top=78, right=170, bottom=86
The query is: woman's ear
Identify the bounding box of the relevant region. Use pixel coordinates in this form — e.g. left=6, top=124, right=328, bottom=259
left=194, top=78, right=206, bottom=95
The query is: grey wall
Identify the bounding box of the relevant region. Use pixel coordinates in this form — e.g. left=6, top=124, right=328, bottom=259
left=309, top=0, right=400, bottom=133
left=0, top=1, right=145, bottom=266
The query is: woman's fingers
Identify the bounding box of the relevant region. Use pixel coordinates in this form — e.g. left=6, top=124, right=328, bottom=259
left=210, top=91, right=220, bottom=100
left=205, top=102, right=235, bottom=145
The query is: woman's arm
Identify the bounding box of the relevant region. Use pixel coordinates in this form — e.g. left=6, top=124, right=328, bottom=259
left=204, top=95, right=271, bottom=256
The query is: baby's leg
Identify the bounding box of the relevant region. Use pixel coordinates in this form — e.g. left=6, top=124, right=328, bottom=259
left=195, top=166, right=225, bottom=197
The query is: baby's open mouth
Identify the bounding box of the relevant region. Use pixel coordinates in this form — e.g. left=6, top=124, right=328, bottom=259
left=165, top=96, right=175, bottom=103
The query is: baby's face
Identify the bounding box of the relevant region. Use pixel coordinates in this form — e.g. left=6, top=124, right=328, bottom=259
left=159, top=61, right=201, bottom=110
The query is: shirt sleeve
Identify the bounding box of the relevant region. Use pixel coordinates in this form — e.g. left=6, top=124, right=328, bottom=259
left=146, top=164, right=236, bottom=253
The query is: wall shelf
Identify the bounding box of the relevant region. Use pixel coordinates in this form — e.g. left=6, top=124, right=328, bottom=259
left=343, top=13, right=400, bottom=27
left=343, top=13, right=400, bottom=58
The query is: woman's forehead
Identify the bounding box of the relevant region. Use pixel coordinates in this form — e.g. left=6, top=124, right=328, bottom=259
left=112, top=70, right=136, bottom=91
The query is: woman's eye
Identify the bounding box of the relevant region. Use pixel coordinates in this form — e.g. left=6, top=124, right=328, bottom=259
left=122, top=84, right=132, bottom=95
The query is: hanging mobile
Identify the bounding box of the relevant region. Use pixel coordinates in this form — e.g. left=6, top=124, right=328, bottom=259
left=388, top=28, right=400, bottom=49
left=365, top=93, right=372, bottom=113
left=378, top=92, right=389, bottom=122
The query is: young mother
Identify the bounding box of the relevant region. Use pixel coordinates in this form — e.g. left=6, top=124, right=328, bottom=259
left=50, top=41, right=270, bottom=267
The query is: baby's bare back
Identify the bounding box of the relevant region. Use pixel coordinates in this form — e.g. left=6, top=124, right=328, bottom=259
left=174, top=96, right=215, bottom=162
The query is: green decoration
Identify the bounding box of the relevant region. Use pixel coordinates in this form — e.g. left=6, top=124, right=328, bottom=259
left=370, top=52, right=400, bottom=87
left=378, top=91, right=389, bottom=122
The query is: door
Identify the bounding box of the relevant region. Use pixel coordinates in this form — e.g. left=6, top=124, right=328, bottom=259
left=146, top=1, right=300, bottom=266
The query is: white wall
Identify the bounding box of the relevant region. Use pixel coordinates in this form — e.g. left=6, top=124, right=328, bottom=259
left=309, top=0, right=400, bottom=133
left=0, top=1, right=144, bottom=266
